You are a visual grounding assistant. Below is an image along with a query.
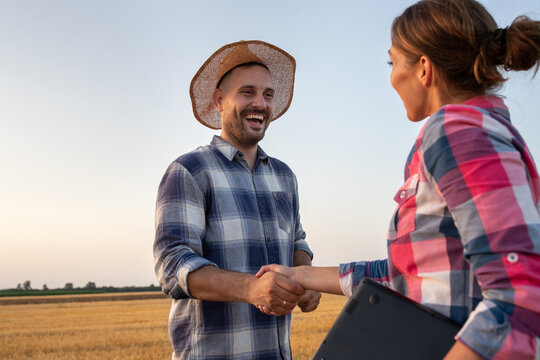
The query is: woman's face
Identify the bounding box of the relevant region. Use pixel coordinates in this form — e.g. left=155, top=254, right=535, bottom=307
left=388, top=46, right=429, bottom=122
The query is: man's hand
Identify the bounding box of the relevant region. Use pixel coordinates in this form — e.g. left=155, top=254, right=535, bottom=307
left=248, top=270, right=305, bottom=316
left=256, top=264, right=321, bottom=313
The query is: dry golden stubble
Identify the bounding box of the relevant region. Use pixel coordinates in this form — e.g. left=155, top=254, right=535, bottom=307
left=0, top=292, right=346, bottom=360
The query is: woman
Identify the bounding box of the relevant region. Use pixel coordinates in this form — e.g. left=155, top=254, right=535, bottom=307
left=258, top=0, right=540, bottom=359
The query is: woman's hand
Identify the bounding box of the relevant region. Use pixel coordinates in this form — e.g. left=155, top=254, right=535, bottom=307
left=256, top=264, right=296, bottom=281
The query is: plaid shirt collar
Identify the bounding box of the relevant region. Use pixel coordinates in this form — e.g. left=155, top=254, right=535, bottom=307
left=211, top=135, right=269, bottom=163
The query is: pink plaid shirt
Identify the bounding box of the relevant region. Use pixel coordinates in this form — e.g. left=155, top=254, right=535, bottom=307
left=340, top=95, right=540, bottom=359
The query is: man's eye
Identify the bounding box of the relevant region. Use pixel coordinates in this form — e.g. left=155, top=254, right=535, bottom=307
left=265, top=92, right=274, bottom=98
left=387, top=60, right=393, bottom=67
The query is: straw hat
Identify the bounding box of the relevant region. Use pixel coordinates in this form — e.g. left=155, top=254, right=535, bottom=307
left=190, top=40, right=296, bottom=129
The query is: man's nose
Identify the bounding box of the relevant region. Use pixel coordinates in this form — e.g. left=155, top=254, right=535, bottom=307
left=251, top=92, right=266, bottom=109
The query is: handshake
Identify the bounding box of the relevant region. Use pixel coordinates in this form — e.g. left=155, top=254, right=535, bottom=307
left=252, top=264, right=321, bottom=316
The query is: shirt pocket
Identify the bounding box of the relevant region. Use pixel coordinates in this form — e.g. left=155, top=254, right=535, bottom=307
left=388, top=173, right=419, bottom=241
left=273, top=192, right=293, bottom=234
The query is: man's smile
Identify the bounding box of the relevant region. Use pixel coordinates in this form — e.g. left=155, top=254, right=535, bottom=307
left=243, top=111, right=267, bottom=129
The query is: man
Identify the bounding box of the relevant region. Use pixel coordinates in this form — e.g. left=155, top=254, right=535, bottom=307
left=154, top=40, right=320, bottom=360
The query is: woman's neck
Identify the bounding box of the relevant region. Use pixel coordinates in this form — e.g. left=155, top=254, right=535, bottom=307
left=428, top=85, right=482, bottom=116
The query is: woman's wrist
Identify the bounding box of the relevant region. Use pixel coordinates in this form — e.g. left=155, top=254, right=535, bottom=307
left=292, top=265, right=307, bottom=288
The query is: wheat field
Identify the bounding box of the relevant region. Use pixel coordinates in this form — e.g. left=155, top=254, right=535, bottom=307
left=0, top=293, right=347, bottom=359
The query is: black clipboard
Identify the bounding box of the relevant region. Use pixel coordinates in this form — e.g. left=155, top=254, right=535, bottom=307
left=312, top=277, right=462, bottom=360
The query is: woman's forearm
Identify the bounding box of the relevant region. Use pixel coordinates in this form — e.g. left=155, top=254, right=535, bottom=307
left=294, top=266, right=343, bottom=295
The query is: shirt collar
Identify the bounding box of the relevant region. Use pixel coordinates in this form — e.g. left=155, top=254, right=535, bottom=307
left=211, top=135, right=269, bottom=162
left=462, top=94, right=510, bottom=121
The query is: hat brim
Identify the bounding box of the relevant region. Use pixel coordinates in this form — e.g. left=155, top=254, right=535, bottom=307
left=190, top=40, right=296, bottom=129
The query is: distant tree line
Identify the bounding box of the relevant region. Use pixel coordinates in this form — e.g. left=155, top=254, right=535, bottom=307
left=2, top=280, right=160, bottom=297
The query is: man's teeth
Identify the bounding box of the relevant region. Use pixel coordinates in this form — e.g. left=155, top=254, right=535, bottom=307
left=246, top=114, right=264, bottom=122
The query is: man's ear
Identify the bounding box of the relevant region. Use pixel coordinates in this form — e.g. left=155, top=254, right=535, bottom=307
left=213, top=89, right=224, bottom=112
left=418, top=55, right=433, bottom=87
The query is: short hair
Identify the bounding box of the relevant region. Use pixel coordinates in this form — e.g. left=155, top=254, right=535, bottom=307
left=216, top=62, right=270, bottom=90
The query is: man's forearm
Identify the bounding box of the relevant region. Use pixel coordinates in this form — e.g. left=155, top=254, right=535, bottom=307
left=293, top=250, right=312, bottom=266
left=187, top=266, right=254, bottom=302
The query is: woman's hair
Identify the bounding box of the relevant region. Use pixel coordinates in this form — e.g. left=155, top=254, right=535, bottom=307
left=391, top=0, right=540, bottom=93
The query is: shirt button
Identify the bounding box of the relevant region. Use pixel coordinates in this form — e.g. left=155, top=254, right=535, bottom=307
left=399, top=190, right=406, bottom=199
left=506, top=252, right=519, bottom=263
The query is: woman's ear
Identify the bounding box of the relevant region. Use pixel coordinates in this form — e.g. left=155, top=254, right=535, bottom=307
left=213, top=89, right=224, bottom=112
left=418, top=55, right=433, bottom=87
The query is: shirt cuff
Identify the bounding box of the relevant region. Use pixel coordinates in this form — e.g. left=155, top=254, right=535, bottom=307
left=455, top=299, right=509, bottom=359
left=294, top=240, right=313, bottom=260
left=171, top=253, right=218, bottom=299
left=339, top=262, right=367, bottom=298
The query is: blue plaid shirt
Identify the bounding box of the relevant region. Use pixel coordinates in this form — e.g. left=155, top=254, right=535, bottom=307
left=154, top=136, right=312, bottom=360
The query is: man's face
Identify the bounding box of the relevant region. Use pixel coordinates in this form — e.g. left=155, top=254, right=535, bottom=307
left=213, top=64, right=275, bottom=150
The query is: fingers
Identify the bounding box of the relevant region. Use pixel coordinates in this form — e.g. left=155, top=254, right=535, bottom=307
left=255, top=265, right=272, bottom=278
left=251, top=271, right=306, bottom=316
left=257, top=305, right=272, bottom=315
left=257, top=299, right=295, bottom=316
left=298, top=290, right=321, bottom=313
left=258, top=291, right=322, bottom=316
left=272, top=272, right=305, bottom=297
left=300, top=290, right=319, bottom=302
left=268, top=284, right=301, bottom=308
left=257, top=304, right=281, bottom=316
left=256, top=264, right=290, bottom=278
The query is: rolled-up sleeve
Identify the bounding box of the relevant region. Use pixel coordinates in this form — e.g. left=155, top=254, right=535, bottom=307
left=154, top=161, right=217, bottom=299
left=339, top=260, right=389, bottom=298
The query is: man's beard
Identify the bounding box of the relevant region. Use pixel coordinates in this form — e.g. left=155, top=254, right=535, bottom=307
left=222, top=108, right=270, bottom=148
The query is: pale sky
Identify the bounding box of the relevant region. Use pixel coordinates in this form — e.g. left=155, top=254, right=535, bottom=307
left=1, top=0, right=539, bottom=290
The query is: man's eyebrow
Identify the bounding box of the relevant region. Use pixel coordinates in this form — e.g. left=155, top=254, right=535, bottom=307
left=238, top=84, right=275, bottom=92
